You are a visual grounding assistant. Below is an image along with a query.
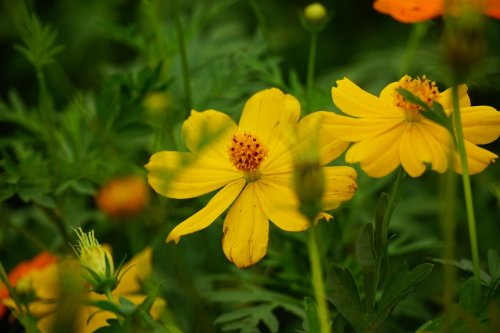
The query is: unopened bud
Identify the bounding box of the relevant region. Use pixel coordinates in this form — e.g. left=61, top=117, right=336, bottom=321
left=73, top=227, right=117, bottom=294
left=304, top=3, right=327, bottom=24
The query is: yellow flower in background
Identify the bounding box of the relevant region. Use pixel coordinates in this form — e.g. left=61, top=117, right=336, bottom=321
left=3, top=248, right=165, bottom=333
left=146, top=88, right=356, bottom=268
left=325, top=76, right=500, bottom=178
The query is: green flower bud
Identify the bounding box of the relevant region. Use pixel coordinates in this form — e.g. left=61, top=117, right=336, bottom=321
left=304, top=3, right=327, bottom=24
left=73, top=227, right=117, bottom=294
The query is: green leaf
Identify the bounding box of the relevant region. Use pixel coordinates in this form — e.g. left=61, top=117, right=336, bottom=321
left=356, top=223, right=378, bottom=317
left=327, top=263, right=368, bottom=332
left=86, top=300, right=124, bottom=316
left=375, top=262, right=433, bottom=325
left=304, top=297, right=320, bottom=333
left=488, top=249, right=500, bottom=281
left=459, top=277, right=483, bottom=315
left=214, top=304, right=279, bottom=332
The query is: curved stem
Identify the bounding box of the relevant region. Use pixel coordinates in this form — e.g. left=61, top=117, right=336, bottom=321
left=307, top=32, right=318, bottom=94
left=451, top=85, right=480, bottom=281
left=382, top=167, right=405, bottom=246
left=399, top=23, right=428, bottom=76
left=173, top=0, right=192, bottom=115
left=307, top=225, right=330, bottom=333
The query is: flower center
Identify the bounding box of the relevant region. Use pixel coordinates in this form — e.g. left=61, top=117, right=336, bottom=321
left=228, top=132, right=268, bottom=173
left=393, top=75, right=440, bottom=121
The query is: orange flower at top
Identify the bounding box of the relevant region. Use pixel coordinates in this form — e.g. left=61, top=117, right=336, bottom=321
left=373, top=0, right=500, bottom=22
left=0, top=252, right=58, bottom=317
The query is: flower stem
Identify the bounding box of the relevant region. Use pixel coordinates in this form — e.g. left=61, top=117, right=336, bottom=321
left=307, top=225, right=330, bottom=333
left=173, top=0, right=192, bottom=115
left=451, top=85, right=480, bottom=281
left=399, top=22, right=428, bottom=76
left=382, top=167, right=405, bottom=245
left=307, top=32, right=318, bottom=94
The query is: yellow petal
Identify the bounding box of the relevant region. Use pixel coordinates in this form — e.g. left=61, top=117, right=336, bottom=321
left=255, top=175, right=309, bottom=231
left=346, top=124, right=406, bottom=177
left=419, top=119, right=452, bottom=173
left=322, top=112, right=403, bottom=142
left=378, top=82, right=399, bottom=103
left=332, top=78, right=399, bottom=118
left=322, top=166, right=357, bottom=210
left=440, top=85, right=470, bottom=112
left=399, top=124, right=428, bottom=177
left=114, top=247, right=152, bottom=295
left=298, top=112, right=350, bottom=165
left=146, top=151, right=241, bottom=199
left=456, top=140, right=498, bottom=175
left=260, top=139, right=294, bottom=174
left=238, top=88, right=300, bottom=152
left=182, top=110, right=237, bottom=160
left=222, top=183, right=269, bottom=268
left=167, top=179, right=246, bottom=243
left=461, top=106, right=500, bottom=144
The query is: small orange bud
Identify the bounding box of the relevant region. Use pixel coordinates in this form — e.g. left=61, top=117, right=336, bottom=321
left=96, top=176, right=149, bottom=217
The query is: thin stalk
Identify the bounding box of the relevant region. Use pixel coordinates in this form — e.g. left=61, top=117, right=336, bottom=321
left=381, top=167, right=405, bottom=245
left=451, top=85, right=480, bottom=281
left=440, top=167, right=457, bottom=333
left=173, top=0, right=192, bottom=115
left=307, top=32, right=318, bottom=94
left=5, top=218, right=52, bottom=252
left=307, top=225, right=330, bottom=333
left=399, top=23, right=427, bottom=76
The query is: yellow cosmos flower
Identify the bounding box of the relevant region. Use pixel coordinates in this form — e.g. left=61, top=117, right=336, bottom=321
left=146, top=88, right=356, bottom=268
left=325, top=76, right=500, bottom=178
left=3, top=248, right=165, bottom=333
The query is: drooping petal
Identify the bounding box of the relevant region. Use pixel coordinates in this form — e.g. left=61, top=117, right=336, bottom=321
left=346, top=124, right=406, bottom=177
left=439, top=85, right=470, bottom=112
left=456, top=140, right=498, bottom=175
left=322, top=112, right=403, bottom=142
left=460, top=106, right=500, bottom=144
left=222, top=183, right=269, bottom=268
left=399, top=123, right=429, bottom=177
left=321, top=166, right=357, bottom=210
left=182, top=110, right=237, bottom=160
left=298, top=112, right=350, bottom=165
left=238, top=88, right=300, bottom=153
left=332, top=78, right=400, bottom=118
left=255, top=174, right=309, bottom=231
left=167, top=179, right=246, bottom=243
left=146, top=151, right=241, bottom=199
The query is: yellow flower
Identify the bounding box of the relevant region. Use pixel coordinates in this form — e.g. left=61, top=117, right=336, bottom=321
left=304, top=3, right=327, bottom=24
left=325, top=76, right=500, bottom=178
left=146, top=88, right=356, bottom=268
left=3, top=248, right=165, bottom=333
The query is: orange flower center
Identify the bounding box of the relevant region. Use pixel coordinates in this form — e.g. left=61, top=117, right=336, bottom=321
left=228, top=132, right=268, bottom=173
left=393, top=75, right=440, bottom=121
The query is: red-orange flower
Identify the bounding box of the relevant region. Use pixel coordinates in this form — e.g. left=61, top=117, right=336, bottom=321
left=373, top=0, right=500, bottom=23
left=95, top=175, right=150, bottom=217
left=0, top=252, right=58, bottom=317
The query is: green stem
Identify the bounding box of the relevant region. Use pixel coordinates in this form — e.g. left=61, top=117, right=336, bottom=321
left=307, top=32, right=318, bottom=94
left=173, top=0, right=192, bottom=115
left=381, top=167, right=405, bottom=246
left=399, top=22, right=428, bottom=76
left=5, top=218, right=52, bottom=252
left=307, top=225, right=330, bottom=333
left=451, top=85, right=481, bottom=281
left=440, top=167, right=456, bottom=333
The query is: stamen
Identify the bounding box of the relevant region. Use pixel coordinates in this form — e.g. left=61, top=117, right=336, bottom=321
left=393, top=75, right=440, bottom=121
left=228, top=133, right=268, bottom=172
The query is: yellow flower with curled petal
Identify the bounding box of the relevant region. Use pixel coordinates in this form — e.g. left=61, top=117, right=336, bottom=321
left=146, top=88, right=357, bottom=268
left=324, top=76, right=500, bottom=178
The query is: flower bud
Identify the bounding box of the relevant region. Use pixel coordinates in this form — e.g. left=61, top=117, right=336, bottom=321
left=73, top=227, right=117, bottom=294
left=304, top=3, right=327, bottom=24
